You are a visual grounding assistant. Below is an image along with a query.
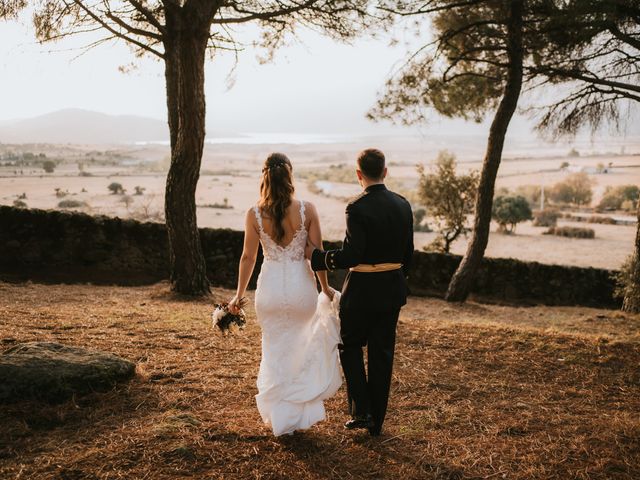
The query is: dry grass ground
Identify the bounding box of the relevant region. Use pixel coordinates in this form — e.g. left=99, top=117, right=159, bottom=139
left=1, top=281, right=639, bottom=479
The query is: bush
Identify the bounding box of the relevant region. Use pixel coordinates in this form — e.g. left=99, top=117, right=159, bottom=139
left=413, top=208, right=431, bottom=232
left=58, top=199, right=87, bottom=209
left=54, top=188, right=68, bottom=198
left=597, top=185, right=639, bottom=211
left=199, top=199, right=233, bottom=209
left=13, top=200, right=27, bottom=208
left=42, top=160, right=56, bottom=173
left=545, top=226, right=595, bottom=239
left=492, top=195, right=532, bottom=233
left=587, top=215, right=616, bottom=225
left=549, top=173, right=593, bottom=206
left=134, top=186, right=146, bottom=195
left=533, top=209, right=559, bottom=227
left=416, top=150, right=479, bottom=252
left=562, top=214, right=617, bottom=224
left=514, top=184, right=542, bottom=207
left=614, top=254, right=640, bottom=313
left=108, top=182, right=125, bottom=195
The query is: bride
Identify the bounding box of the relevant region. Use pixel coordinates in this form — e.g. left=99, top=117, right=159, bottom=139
left=227, top=152, right=342, bottom=436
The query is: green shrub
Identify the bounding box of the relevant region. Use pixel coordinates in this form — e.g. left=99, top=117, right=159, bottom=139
left=492, top=195, right=532, bottom=233
left=416, top=151, right=479, bottom=252
left=545, top=226, right=595, bottom=239
left=532, top=209, right=559, bottom=227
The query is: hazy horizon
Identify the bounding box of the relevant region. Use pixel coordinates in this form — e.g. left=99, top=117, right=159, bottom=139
left=2, top=10, right=638, bottom=143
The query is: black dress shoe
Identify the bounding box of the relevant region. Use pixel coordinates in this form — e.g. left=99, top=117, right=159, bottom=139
left=368, top=426, right=381, bottom=437
left=344, top=414, right=375, bottom=430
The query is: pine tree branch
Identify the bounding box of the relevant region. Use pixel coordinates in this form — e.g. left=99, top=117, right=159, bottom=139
left=125, top=0, right=166, bottom=34
left=530, top=66, right=640, bottom=94
left=71, top=0, right=164, bottom=58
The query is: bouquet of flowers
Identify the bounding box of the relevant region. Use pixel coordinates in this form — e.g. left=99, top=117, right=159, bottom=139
left=211, top=297, right=248, bottom=335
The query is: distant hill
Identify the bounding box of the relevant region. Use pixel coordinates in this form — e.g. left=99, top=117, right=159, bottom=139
left=0, top=109, right=171, bottom=144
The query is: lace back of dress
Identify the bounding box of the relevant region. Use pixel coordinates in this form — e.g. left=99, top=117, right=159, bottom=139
left=254, top=201, right=307, bottom=262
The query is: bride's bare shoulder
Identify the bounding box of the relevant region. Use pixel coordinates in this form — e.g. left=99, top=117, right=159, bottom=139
left=301, top=200, right=318, bottom=216
left=245, top=205, right=260, bottom=228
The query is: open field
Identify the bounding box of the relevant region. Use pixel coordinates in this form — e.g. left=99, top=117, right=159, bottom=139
left=1, top=140, right=639, bottom=270
left=0, top=281, right=639, bottom=479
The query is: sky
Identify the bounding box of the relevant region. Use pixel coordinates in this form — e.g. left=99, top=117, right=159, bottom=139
left=0, top=11, right=638, bottom=141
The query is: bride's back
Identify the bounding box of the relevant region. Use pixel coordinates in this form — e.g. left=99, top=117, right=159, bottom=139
left=259, top=200, right=305, bottom=248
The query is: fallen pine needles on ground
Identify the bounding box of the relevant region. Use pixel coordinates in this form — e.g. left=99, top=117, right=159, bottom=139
left=0, top=281, right=639, bottom=479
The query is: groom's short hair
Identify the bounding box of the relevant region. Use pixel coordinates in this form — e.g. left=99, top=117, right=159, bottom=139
left=357, top=148, right=385, bottom=180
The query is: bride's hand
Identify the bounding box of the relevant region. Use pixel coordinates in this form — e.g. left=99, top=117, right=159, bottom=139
left=228, top=295, right=241, bottom=315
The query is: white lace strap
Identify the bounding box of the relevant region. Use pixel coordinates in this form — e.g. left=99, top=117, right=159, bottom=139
left=253, top=206, right=264, bottom=231
left=299, top=200, right=306, bottom=224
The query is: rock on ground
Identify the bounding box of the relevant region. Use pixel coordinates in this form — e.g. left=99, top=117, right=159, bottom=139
left=0, top=342, right=136, bottom=404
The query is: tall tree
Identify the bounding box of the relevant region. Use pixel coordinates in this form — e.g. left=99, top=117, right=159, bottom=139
left=517, top=0, right=640, bottom=310
left=371, top=0, right=639, bottom=302
left=445, top=0, right=524, bottom=301
left=372, top=0, right=526, bottom=302
left=628, top=205, right=640, bottom=312
left=30, top=0, right=372, bottom=295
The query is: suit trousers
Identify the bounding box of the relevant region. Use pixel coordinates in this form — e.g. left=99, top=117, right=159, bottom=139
left=338, top=306, right=400, bottom=432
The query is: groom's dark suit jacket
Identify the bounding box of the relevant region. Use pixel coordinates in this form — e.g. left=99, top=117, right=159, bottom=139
left=311, top=183, right=414, bottom=311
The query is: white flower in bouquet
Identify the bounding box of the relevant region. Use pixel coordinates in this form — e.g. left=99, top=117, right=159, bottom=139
left=211, top=298, right=248, bottom=335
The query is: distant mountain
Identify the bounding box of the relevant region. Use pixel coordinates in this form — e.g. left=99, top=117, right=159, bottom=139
left=0, top=109, right=171, bottom=144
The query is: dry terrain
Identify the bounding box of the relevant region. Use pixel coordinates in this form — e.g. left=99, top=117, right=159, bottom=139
left=1, top=141, right=639, bottom=269
left=1, top=281, right=639, bottom=479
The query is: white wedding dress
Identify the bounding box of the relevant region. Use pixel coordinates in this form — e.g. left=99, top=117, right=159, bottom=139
left=253, top=200, right=342, bottom=436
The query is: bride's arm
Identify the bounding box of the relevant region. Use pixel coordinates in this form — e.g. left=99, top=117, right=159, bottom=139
left=306, top=202, right=334, bottom=298
left=229, top=209, right=260, bottom=313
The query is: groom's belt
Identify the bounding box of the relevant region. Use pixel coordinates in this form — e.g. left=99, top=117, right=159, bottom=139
left=349, top=263, right=402, bottom=273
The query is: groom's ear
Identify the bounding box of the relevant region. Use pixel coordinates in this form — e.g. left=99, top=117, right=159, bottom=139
left=356, top=169, right=364, bottom=181
left=382, top=167, right=388, bottom=179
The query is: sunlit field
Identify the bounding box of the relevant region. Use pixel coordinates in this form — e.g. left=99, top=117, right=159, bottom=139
left=1, top=140, right=638, bottom=270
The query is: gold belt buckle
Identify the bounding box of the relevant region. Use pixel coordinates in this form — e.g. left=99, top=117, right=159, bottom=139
left=349, top=263, right=402, bottom=273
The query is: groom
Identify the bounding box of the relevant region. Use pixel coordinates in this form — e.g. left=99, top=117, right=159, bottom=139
left=305, top=148, right=413, bottom=436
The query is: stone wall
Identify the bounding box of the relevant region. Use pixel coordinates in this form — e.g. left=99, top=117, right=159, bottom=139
left=0, top=206, right=621, bottom=308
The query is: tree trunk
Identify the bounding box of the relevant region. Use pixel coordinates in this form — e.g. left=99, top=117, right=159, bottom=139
left=445, top=0, right=524, bottom=302
left=622, top=203, right=640, bottom=312
left=162, top=9, right=210, bottom=296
